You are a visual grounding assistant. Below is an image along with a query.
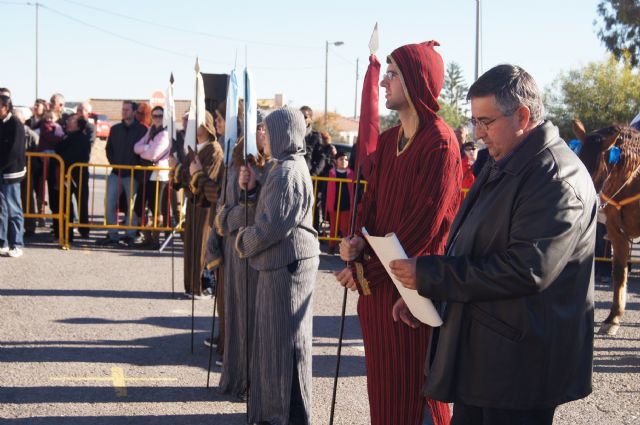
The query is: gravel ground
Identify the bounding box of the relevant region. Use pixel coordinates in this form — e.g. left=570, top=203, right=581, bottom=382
left=0, top=218, right=638, bottom=424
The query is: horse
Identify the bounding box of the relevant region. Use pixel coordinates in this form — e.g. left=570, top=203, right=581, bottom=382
left=573, top=120, right=640, bottom=336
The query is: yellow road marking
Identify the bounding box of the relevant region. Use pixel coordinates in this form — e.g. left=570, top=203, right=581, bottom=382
left=50, top=366, right=177, bottom=397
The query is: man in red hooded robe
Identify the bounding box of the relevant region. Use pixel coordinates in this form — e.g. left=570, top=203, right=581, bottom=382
left=335, top=41, right=461, bottom=425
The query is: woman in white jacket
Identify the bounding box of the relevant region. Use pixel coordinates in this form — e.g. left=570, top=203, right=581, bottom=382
left=133, top=106, right=171, bottom=249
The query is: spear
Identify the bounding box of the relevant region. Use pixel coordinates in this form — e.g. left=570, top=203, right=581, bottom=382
left=329, top=23, right=380, bottom=425
left=207, top=68, right=239, bottom=387
left=187, top=58, right=205, bottom=354
left=243, top=62, right=258, bottom=425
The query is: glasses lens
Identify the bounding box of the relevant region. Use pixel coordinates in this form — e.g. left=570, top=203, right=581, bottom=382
left=152, top=114, right=163, bottom=118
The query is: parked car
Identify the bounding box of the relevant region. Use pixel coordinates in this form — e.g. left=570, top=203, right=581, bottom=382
left=90, top=113, right=113, bottom=139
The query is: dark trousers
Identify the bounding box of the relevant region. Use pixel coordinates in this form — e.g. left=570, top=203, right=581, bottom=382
left=451, top=403, right=556, bottom=425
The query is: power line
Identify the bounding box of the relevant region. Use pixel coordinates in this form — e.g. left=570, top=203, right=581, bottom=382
left=39, top=4, right=324, bottom=71
left=61, top=0, right=321, bottom=50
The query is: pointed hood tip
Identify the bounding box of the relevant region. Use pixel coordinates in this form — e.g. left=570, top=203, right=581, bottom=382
left=390, top=41, right=445, bottom=126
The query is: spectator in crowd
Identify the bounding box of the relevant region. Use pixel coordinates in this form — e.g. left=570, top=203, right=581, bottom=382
left=49, top=93, right=68, bottom=127
left=300, top=106, right=324, bottom=176
left=214, top=115, right=273, bottom=398
left=99, top=100, right=147, bottom=246
left=472, top=144, right=490, bottom=177
left=55, top=114, right=91, bottom=243
left=325, top=151, right=354, bottom=254
left=76, top=101, right=96, bottom=146
left=164, top=112, right=188, bottom=230
left=26, top=99, right=48, bottom=132
left=454, top=125, right=468, bottom=157
left=235, top=107, right=319, bottom=425
left=170, top=111, right=223, bottom=298
left=135, top=102, right=152, bottom=128
left=0, top=94, right=26, bottom=257
left=335, top=41, right=459, bottom=425
left=38, top=110, right=65, bottom=238
left=390, top=64, right=596, bottom=425
left=12, top=109, right=39, bottom=237
left=461, top=141, right=477, bottom=191
left=300, top=106, right=329, bottom=234
left=72, top=101, right=95, bottom=237
left=133, top=106, right=171, bottom=250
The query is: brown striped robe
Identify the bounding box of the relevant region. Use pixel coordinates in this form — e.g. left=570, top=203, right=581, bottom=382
left=174, top=140, right=224, bottom=296
left=352, top=41, right=462, bottom=425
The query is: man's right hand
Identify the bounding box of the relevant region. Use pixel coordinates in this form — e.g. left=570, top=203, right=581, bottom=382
left=239, top=165, right=257, bottom=191
left=339, top=235, right=365, bottom=262
left=333, top=267, right=358, bottom=292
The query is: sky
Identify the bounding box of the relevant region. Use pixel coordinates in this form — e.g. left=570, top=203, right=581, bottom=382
left=2, top=0, right=610, bottom=118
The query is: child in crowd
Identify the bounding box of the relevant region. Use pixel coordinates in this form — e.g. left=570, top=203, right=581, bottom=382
left=325, top=151, right=354, bottom=253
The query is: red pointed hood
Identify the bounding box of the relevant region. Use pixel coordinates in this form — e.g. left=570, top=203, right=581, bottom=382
left=389, top=40, right=444, bottom=129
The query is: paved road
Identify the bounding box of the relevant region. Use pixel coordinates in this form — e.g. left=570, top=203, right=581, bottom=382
left=1, top=230, right=638, bottom=424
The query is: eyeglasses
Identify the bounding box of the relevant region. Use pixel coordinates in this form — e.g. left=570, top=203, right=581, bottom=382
left=470, top=115, right=507, bottom=132
left=464, top=147, right=477, bottom=151
left=383, top=71, right=399, bottom=81
left=152, top=114, right=163, bottom=118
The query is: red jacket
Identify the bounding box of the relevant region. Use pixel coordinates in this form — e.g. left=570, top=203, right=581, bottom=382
left=325, top=167, right=355, bottom=216
left=461, top=157, right=475, bottom=190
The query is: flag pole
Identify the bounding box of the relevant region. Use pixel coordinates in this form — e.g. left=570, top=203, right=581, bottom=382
left=190, top=58, right=201, bottom=355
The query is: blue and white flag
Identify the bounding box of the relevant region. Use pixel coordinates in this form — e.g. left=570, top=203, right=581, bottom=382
left=243, top=68, right=258, bottom=158
left=224, top=69, right=239, bottom=165
left=184, top=58, right=206, bottom=154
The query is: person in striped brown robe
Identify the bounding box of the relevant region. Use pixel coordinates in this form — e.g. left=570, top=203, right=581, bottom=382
left=235, top=107, right=320, bottom=425
left=335, top=41, right=462, bottom=425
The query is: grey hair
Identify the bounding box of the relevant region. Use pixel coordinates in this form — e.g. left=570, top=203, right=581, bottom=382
left=467, top=64, right=544, bottom=121
left=79, top=101, right=92, bottom=113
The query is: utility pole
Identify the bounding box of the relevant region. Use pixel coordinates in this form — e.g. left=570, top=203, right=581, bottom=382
left=354, top=57, right=359, bottom=119
left=324, top=40, right=344, bottom=126
left=27, top=2, right=40, bottom=99
left=36, top=2, right=39, bottom=99
left=475, top=0, right=482, bottom=81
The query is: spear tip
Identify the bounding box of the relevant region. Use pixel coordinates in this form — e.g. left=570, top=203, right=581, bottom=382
left=369, top=23, right=379, bottom=55
left=170, top=72, right=175, bottom=84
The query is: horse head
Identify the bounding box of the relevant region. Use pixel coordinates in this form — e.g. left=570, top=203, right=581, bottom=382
left=572, top=119, right=620, bottom=193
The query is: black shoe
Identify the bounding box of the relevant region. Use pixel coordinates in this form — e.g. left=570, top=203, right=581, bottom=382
left=97, top=236, right=118, bottom=246
left=204, top=337, right=218, bottom=348
left=117, top=237, right=133, bottom=247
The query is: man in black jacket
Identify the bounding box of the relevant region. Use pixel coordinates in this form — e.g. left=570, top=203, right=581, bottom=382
left=390, top=65, right=596, bottom=424
left=0, top=94, right=26, bottom=257
left=99, top=100, right=146, bottom=245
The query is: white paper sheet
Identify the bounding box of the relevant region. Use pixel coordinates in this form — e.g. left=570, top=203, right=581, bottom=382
left=362, top=227, right=443, bottom=327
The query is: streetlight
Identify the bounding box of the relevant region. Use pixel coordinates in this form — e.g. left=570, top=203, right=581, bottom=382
left=325, top=40, right=344, bottom=126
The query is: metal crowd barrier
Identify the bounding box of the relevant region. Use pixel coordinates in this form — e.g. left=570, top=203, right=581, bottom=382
left=311, top=176, right=368, bottom=242
left=23, top=152, right=66, bottom=248
left=63, top=163, right=184, bottom=249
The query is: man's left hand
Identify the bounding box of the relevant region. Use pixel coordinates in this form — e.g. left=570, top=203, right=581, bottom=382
left=189, top=156, right=202, bottom=175
left=389, top=258, right=417, bottom=290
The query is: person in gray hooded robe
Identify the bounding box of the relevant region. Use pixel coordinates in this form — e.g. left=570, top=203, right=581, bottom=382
left=235, top=107, right=320, bottom=425
left=211, top=117, right=273, bottom=400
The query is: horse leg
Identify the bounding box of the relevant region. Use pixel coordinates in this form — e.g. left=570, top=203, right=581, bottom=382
left=599, top=237, right=629, bottom=336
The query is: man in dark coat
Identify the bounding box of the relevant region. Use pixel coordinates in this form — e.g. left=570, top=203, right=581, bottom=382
left=390, top=64, right=596, bottom=425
